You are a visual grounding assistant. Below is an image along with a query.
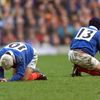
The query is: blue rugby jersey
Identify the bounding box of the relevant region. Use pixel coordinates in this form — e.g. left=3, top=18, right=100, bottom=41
left=70, top=26, right=100, bottom=57
left=0, top=42, right=35, bottom=81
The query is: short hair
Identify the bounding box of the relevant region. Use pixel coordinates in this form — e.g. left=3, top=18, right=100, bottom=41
left=89, top=17, right=100, bottom=30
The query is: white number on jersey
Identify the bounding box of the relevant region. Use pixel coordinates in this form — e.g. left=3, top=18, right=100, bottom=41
left=5, top=42, right=27, bottom=52
left=75, top=28, right=97, bottom=41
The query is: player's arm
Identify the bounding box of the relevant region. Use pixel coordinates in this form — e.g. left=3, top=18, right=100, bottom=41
left=9, top=67, right=33, bottom=81
left=8, top=64, right=25, bottom=81
left=8, top=73, right=23, bottom=81
left=0, top=49, right=6, bottom=79
left=0, top=67, right=4, bottom=78
left=0, top=65, right=24, bottom=82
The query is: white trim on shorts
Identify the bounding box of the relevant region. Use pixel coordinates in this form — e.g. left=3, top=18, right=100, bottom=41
left=27, top=48, right=38, bottom=69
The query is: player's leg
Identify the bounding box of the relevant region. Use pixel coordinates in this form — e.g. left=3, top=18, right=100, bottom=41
left=68, top=50, right=83, bottom=77
left=23, top=62, right=47, bottom=80
left=71, top=64, right=81, bottom=77
left=68, top=50, right=100, bottom=76
left=91, top=63, right=100, bottom=74
left=73, top=65, right=100, bottom=76
left=0, top=67, right=4, bottom=78
left=28, top=72, right=48, bottom=80
left=24, top=48, right=47, bottom=80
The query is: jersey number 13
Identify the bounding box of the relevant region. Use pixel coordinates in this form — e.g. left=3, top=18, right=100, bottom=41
left=75, top=28, right=97, bottom=41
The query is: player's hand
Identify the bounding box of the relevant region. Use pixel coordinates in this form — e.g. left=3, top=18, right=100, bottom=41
left=0, top=78, right=7, bottom=82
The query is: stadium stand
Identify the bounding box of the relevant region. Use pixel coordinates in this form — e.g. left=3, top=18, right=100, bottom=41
left=0, top=0, right=100, bottom=54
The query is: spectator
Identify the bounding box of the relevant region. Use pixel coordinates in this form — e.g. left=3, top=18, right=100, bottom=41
left=0, top=0, right=99, bottom=46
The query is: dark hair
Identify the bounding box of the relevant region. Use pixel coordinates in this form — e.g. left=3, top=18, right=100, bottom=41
left=89, top=17, right=100, bottom=30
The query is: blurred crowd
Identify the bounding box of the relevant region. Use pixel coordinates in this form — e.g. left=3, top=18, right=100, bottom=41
left=0, top=0, right=100, bottom=47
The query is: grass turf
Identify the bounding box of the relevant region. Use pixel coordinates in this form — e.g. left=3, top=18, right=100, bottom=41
left=0, top=54, right=100, bottom=100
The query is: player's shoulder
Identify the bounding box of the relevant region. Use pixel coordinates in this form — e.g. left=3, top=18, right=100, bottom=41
left=96, top=30, right=100, bottom=37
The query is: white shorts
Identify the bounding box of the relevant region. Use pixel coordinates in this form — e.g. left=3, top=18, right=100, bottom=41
left=68, top=50, right=100, bottom=70
left=27, top=48, right=38, bottom=70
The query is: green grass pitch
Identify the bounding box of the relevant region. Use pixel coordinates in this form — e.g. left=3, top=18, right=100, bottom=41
left=0, top=54, right=100, bottom=100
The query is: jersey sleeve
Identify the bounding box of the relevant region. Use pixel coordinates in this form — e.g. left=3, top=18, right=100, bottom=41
left=0, top=49, right=5, bottom=78
left=8, top=73, right=23, bottom=81
left=8, top=64, right=25, bottom=81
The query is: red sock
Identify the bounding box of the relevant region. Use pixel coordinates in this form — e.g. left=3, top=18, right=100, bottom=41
left=78, top=67, right=100, bottom=76
left=28, top=73, right=41, bottom=80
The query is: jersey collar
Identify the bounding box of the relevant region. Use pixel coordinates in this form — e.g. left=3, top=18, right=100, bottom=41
left=89, top=26, right=98, bottom=30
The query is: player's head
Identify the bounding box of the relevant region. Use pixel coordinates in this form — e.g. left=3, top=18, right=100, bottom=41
left=89, top=17, right=100, bottom=30
left=0, top=51, right=14, bottom=70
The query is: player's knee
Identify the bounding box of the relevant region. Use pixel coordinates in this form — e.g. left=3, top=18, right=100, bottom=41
left=93, top=64, right=100, bottom=71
